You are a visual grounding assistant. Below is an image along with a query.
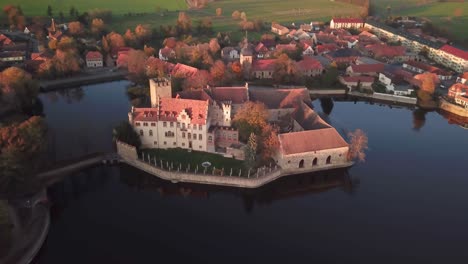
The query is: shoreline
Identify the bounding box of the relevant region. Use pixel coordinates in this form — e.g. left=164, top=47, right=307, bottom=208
left=39, top=69, right=126, bottom=91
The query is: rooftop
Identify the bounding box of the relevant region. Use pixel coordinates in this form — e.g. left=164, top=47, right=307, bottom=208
left=278, top=128, right=348, bottom=155
left=249, top=88, right=311, bottom=109
left=332, top=18, right=364, bottom=24
left=210, top=86, right=249, bottom=104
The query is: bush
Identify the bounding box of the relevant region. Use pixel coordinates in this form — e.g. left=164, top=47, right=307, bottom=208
left=113, top=121, right=141, bottom=148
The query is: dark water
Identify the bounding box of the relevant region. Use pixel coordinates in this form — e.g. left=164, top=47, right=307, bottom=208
left=36, top=82, right=468, bottom=263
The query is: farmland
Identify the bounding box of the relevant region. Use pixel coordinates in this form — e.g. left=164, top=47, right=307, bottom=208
left=0, top=0, right=187, bottom=15
left=110, top=0, right=362, bottom=38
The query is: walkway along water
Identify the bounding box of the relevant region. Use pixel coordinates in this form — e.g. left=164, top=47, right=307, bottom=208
left=116, top=141, right=354, bottom=189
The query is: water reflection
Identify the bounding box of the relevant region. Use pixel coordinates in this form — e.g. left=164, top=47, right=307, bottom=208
left=412, top=109, right=428, bottom=131
left=319, top=98, right=334, bottom=115
left=438, top=110, right=468, bottom=129
left=119, top=164, right=358, bottom=213
left=43, top=87, right=85, bottom=104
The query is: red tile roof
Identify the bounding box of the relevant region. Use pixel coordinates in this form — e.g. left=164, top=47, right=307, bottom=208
left=159, top=97, right=209, bottom=125
left=276, top=44, right=297, bottom=52
left=332, top=18, right=364, bottom=24
left=366, top=44, right=406, bottom=58
left=404, top=60, right=451, bottom=76
left=133, top=108, right=159, bottom=122
left=249, top=88, right=311, bottom=109
left=159, top=47, right=175, bottom=58
left=255, top=42, right=268, bottom=53
left=297, top=56, right=323, bottom=71
left=316, top=43, right=339, bottom=54
left=448, top=83, right=468, bottom=98
left=86, top=51, right=103, bottom=60
left=171, top=63, right=199, bottom=77
left=252, top=59, right=276, bottom=72
left=279, top=128, right=348, bottom=155
left=440, top=45, right=468, bottom=60
left=349, top=63, right=384, bottom=74
left=211, top=86, right=248, bottom=104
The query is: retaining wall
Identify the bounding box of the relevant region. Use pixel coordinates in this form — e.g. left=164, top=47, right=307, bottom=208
left=349, top=91, right=417, bottom=105
left=440, top=98, right=468, bottom=118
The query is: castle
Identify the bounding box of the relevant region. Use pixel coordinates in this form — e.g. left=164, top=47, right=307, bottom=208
left=128, top=78, right=351, bottom=171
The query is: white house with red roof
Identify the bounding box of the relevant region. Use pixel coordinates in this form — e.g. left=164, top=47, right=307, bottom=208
left=85, top=51, right=103, bottom=68
left=430, top=45, right=468, bottom=73
left=297, top=56, right=323, bottom=77
left=330, top=18, right=364, bottom=29
left=252, top=59, right=276, bottom=79
left=271, top=23, right=289, bottom=35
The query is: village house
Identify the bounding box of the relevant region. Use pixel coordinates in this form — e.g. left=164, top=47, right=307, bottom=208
left=378, top=71, right=414, bottom=96
left=297, top=56, right=323, bottom=77
left=85, top=51, right=103, bottom=68
left=251, top=59, right=276, bottom=79
left=221, top=47, right=240, bottom=61
left=315, top=43, right=339, bottom=55
left=254, top=42, right=271, bottom=59
left=330, top=18, right=365, bottom=29
left=240, top=46, right=254, bottom=67
left=365, top=20, right=468, bottom=73
left=402, top=60, right=453, bottom=81
left=301, top=41, right=315, bottom=57
left=325, top=48, right=361, bottom=65
left=339, top=76, right=374, bottom=90
left=271, top=23, right=290, bottom=35
left=448, top=83, right=468, bottom=109
left=346, top=63, right=385, bottom=77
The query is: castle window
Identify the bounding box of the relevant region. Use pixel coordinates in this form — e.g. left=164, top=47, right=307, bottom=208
left=163, top=122, right=167, bottom=127
left=149, top=130, right=153, bottom=136
left=170, top=122, right=174, bottom=127
left=188, top=133, right=191, bottom=140
left=208, top=136, right=212, bottom=141
left=143, top=122, right=148, bottom=126
left=199, top=125, right=202, bottom=131
left=153, top=141, right=157, bottom=145
left=164, top=141, right=167, bottom=145
left=177, top=122, right=180, bottom=128
left=188, top=124, right=191, bottom=129
left=135, top=122, right=141, bottom=126
left=140, top=130, right=144, bottom=136
left=199, top=134, right=202, bottom=140
left=193, top=133, right=196, bottom=140
left=182, top=132, right=186, bottom=138
left=151, top=123, right=156, bottom=127
left=182, top=123, right=186, bottom=129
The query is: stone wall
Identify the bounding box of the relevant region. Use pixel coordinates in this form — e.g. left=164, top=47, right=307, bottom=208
left=349, top=91, right=417, bottom=105
left=276, top=147, right=349, bottom=171
left=116, top=141, right=138, bottom=160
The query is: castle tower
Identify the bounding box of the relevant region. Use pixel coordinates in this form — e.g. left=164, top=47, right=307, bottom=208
left=150, top=77, right=172, bottom=107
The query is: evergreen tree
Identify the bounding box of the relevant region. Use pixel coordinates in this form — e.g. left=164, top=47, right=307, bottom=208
left=47, top=5, right=53, bottom=17
left=244, top=133, right=257, bottom=169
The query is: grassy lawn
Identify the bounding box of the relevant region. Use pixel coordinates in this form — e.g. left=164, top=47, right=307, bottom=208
left=0, top=0, right=187, bottom=16
left=142, top=148, right=247, bottom=176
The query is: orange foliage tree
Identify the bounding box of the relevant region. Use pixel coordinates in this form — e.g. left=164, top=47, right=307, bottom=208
left=347, top=129, right=368, bottom=162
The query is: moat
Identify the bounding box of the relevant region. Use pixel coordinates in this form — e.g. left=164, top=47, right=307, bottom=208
left=34, top=81, right=468, bottom=263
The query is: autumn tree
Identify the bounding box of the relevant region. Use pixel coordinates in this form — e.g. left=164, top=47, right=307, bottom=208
left=273, top=54, right=301, bottom=84
left=233, top=101, right=269, bottom=142
left=68, top=21, right=84, bottom=36
left=259, top=125, right=279, bottom=162
left=210, top=60, right=226, bottom=86
left=0, top=116, right=47, bottom=195
left=347, top=129, right=368, bottom=162
left=216, top=8, right=222, bottom=17
left=106, top=31, right=125, bottom=52
left=232, top=10, right=241, bottom=20
left=177, top=12, right=192, bottom=34
left=3, top=5, right=25, bottom=30
left=240, top=11, right=247, bottom=21
left=126, top=49, right=147, bottom=83
left=244, top=133, right=257, bottom=169
left=183, top=70, right=210, bottom=90
left=163, top=37, right=177, bottom=49
left=0, top=67, right=39, bottom=113
left=144, top=45, right=156, bottom=56
left=91, top=18, right=105, bottom=36
left=135, top=24, right=152, bottom=44
left=209, top=38, right=220, bottom=55
left=230, top=61, right=243, bottom=79
left=123, top=29, right=137, bottom=47
left=145, top=57, right=166, bottom=78
left=321, top=64, right=339, bottom=87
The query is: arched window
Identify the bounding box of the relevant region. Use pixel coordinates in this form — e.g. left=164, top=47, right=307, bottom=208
left=312, top=158, right=318, bottom=166
left=326, top=156, right=331, bottom=164
left=299, top=159, right=304, bottom=168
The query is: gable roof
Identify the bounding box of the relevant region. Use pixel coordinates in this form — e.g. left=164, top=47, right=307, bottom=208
left=440, top=45, right=468, bottom=60
left=252, top=59, right=277, bottom=71
left=211, top=86, right=249, bottom=104
left=86, top=51, right=103, bottom=59
left=171, top=63, right=199, bottom=77
left=297, top=56, right=323, bottom=71
left=278, top=128, right=348, bottom=155
left=349, top=63, right=384, bottom=73
left=159, top=97, right=209, bottom=125
left=249, top=88, right=311, bottom=109
left=293, top=102, right=331, bottom=131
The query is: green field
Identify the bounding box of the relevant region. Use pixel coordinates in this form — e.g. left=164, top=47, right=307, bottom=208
left=0, top=0, right=187, bottom=15
left=372, top=0, right=468, bottom=41
left=110, top=0, right=362, bottom=38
